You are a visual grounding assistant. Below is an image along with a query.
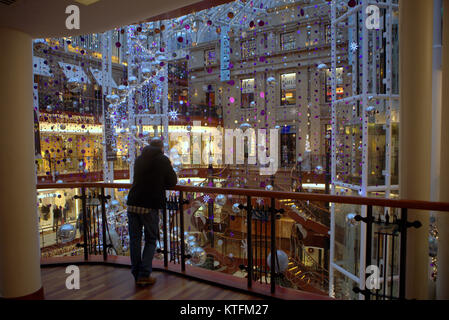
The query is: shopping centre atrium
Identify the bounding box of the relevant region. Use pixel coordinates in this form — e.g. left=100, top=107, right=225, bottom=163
left=0, top=0, right=449, bottom=300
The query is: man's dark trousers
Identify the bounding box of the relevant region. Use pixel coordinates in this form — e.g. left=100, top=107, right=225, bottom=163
left=127, top=209, right=159, bottom=280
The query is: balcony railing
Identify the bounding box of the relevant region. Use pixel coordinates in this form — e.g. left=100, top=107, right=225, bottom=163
left=36, top=182, right=449, bottom=300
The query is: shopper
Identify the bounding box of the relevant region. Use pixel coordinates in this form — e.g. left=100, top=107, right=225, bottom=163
left=52, top=205, right=62, bottom=234
left=126, top=137, right=177, bottom=286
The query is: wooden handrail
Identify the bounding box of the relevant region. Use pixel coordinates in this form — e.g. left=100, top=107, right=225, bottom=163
left=36, top=182, right=449, bottom=212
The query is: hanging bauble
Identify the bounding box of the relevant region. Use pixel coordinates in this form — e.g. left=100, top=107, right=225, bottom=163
left=215, top=194, right=226, bottom=207
left=346, top=213, right=359, bottom=226
left=314, top=165, right=324, bottom=175
left=128, top=76, right=138, bottom=86
left=429, top=236, right=438, bottom=257
left=46, top=105, right=53, bottom=112
left=227, top=12, right=234, bottom=19
left=317, top=63, right=328, bottom=70
left=366, top=106, right=376, bottom=113
left=106, top=94, right=120, bottom=104
left=57, top=223, right=77, bottom=243
left=67, top=77, right=80, bottom=92
left=141, top=68, right=151, bottom=79
left=267, top=250, right=289, bottom=273
left=348, top=0, right=357, bottom=8
left=189, top=247, right=207, bottom=266
left=240, top=122, right=251, bottom=130
left=267, top=76, right=276, bottom=85
left=265, top=185, right=273, bottom=191
left=60, top=124, right=66, bottom=130
left=232, top=203, right=241, bottom=214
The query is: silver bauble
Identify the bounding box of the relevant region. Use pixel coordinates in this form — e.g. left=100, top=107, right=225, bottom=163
left=315, top=166, right=324, bottom=175
left=189, top=247, right=206, bottom=266
left=267, top=250, right=289, bottom=273
left=117, top=85, right=128, bottom=97
left=106, top=94, right=120, bottom=104
left=67, top=77, right=81, bottom=92
left=215, top=194, right=226, bottom=207
left=267, top=76, right=276, bottom=85
left=128, top=76, right=138, bottom=86
left=57, top=223, right=77, bottom=243
left=141, top=68, right=151, bottom=79
left=346, top=213, right=359, bottom=226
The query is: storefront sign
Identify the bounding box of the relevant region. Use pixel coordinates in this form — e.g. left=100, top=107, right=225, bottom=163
left=220, top=25, right=231, bottom=81
left=281, top=73, right=296, bottom=90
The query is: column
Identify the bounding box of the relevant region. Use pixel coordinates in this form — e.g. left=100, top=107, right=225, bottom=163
left=0, top=28, right=42, bottom=298
left=437, top=0, right=449, bottom=300
left=399, top=0, right=433, bottom=299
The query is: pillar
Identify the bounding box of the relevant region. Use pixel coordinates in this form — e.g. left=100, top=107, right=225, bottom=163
left=437, top=0, right=449, bottom=300
left=0, top=28, right=42, bottom=298
left=399, top=0, right=433, bottom=299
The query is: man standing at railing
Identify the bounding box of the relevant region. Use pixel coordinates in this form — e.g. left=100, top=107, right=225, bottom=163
left=126, top=137, right=178, bottom=286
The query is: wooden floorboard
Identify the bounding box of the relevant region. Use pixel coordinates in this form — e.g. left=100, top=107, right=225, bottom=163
left=41, top=265, right=262, bottom=300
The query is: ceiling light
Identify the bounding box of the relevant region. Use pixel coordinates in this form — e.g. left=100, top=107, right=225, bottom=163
left=75, top=0, right=101, bottom=5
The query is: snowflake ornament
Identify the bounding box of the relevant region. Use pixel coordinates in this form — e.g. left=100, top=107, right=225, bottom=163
left=349, top=41, right=359, bottom=53
left=168, top=109, right=179, bottom=121
left=203, top=195, right=211, bottom=203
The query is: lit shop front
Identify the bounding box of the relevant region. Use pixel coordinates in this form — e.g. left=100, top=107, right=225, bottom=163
left=37, top=188, right=79, bottom=236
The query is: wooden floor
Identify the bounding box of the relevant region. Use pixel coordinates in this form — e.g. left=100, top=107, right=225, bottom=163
left=41, top=265, right=262, bottom=300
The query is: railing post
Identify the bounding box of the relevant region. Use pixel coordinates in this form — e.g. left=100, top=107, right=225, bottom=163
left=365, top=205, right=373, bottom=300
left=399, top=208, right=408, bottom=300
left=246, top=196, right=253, bottom=289
left=178, top=191, right=190, bottom=272
left=100, top=187, right=109, bottom=261
left=163, top=195, right=169, bottom=268
left=270, top=198, right=276, bottom=294
left=81, top=187, right=88, bottom=261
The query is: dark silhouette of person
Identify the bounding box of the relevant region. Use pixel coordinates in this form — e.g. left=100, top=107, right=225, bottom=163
left=126, top=137, right=177, bottom=286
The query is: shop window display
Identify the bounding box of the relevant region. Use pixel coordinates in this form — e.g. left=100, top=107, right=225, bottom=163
left=280, top=73, right=296, bottom=106
left=325, top=67, right=344, bottom=102
left=241, top=78, right=255, bottom=108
